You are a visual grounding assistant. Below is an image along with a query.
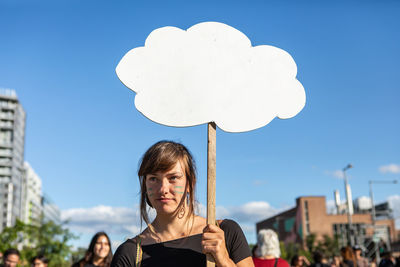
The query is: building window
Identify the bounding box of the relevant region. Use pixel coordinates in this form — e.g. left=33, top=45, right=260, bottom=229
left=305, top=200, right=310, bottom=234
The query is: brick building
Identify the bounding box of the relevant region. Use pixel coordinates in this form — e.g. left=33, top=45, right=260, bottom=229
left=256, top=196, right=397, bottom=251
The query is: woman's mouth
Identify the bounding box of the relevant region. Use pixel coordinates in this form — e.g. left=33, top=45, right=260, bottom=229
left=157, top=198, right=172, bottom=203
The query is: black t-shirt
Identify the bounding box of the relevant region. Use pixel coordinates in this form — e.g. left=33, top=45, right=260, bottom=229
left=111, top=219, right=251, bottom=267
left=71, top=262, right=101, bottom=267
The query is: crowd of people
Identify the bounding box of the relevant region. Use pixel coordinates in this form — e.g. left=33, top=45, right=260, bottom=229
left=1, top=141, right=399, bottom=267
left=252, top=229, right=400, bottom=267
left=0, top=249, right=49, bottom=267
left=0, top=232, right=111, bottom=267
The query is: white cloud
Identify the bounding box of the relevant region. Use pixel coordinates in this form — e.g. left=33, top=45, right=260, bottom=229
left=63, top=200, right=280, bottom=246
left=61, top=205, right=142, bottom=237
left=325, top=170, right=344, bottom=179
left=326, top=199, right=336, bottom=214
left=197, top=201, right=279, bottom=223
left=252, top=179, right=267, bottom=186
left=387, top=195, right=400, bottom=228
left=379, top=164, right=400, bottom=174
left=116, top=22, right=305, bottom=133
left=230, top=201, right=279, bottom=223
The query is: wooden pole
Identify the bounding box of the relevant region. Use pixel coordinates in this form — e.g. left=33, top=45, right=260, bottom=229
left=207, top=122, right=216, bottom=267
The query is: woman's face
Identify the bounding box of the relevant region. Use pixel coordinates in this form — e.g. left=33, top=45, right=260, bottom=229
left=32, top=259, right=47, bottom=267
left=295, top=258, right=303, bottom=267
left=145, top=161, right=188, bottom=215
left=93, top=235, right=110, bottom=260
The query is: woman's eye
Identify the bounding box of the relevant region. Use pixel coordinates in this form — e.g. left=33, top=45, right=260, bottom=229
left=148, top=177, right=157, bottom=182
left=169, top=176, right=177, bottom=181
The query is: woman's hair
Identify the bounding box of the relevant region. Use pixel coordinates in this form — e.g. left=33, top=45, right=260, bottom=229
left=138, top=140, right=197, bottom=225
left=341, top=246, right=357, bottom=267
left=313, top=251, right=324, bottom=263
left=76, top=231, right=112, bottom=267
left=31, top=255, right=49, bottom=265
left=291, top=255, right=300, bottom=266
left=255, top=229, right=281, bottom=258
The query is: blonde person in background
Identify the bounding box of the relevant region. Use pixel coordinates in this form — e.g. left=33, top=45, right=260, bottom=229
left=111, top=140, right=254, bottom=267
left=253, top=229, right=290, bottom=267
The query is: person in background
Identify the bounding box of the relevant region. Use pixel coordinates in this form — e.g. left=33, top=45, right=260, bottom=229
left=378, top=252, right=395, bottom=267
left=252, top=245, right=259, bottom=258
left=291, top=255, right=310, bottom=267
left=394, top=257, right=400, bottom=267
left=72, top=231, right=113, bottom=267
left=340, top=246, right=357, bottom=267
left=31, top=255, right=49, bottom=267
left=309, top=251, right=330, bottom=267
left=331, top=255, right=342, bottom=267
left=253, top=229, right=290, bottom=267
left=0, top=248, right=19, bottom=267
left=353, top=246, right=368, bottom=267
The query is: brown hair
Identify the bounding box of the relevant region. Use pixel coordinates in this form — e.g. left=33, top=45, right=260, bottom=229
left=73, top=232, right=112, bottom=267
left=341, top=246, right=357, bottom=267
left=138, top=140, right=197, bottom=225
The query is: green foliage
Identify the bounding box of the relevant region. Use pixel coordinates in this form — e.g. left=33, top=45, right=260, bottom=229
left=0, top=219, right=78, bottom=267
left=306, top=233, right=316, bottom=252
left=304, top=233, right=339, bottom=260
left=281, top=241, right=311, bottom=263
left=280, top=233, right=339, bottom=263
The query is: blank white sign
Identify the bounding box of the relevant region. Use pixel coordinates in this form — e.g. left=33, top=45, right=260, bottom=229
left=116, top=22, right=306, bottom=133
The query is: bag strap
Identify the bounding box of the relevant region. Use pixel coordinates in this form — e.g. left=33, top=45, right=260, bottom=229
left=135, top=236, right=143, bottom=267
left=274, top=258, right=278, bottom=267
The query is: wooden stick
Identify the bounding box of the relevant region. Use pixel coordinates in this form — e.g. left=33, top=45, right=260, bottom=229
left=207, top=122, right=216, bottom=267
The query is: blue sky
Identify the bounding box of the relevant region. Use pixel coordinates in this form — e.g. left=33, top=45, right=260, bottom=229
left=1, top=0, right=399, bottom=249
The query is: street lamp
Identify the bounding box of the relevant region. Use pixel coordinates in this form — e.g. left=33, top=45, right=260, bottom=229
left=369, top=179, right=398, bottom=264
left=343, top=164, right=354, bottom=246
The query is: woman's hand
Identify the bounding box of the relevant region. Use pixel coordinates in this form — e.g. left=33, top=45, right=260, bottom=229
left=202, top=224, right=235, bottom=267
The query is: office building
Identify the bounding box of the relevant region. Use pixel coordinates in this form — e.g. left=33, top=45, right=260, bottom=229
left=0, top=89, right=26, bottom=232
left=42, top=194, right=61, bottom=225
left=22, top=162, right=42, bottom=225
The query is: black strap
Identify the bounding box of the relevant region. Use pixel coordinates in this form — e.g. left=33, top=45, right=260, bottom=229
left=274, top=258, right=278, bottom=267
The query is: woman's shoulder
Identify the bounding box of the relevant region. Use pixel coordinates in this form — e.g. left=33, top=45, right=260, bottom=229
left=111, top=238, right=138, bottom=267
left=219, top=218, right=243, bottom=233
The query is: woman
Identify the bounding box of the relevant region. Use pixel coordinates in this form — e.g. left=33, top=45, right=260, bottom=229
left=253, top=229, right=289, bottom=267
left=111, top=141, right=254, bottom=267
left=31, top=255, right=49, bottom=267
left=73, top=232, right=112, bottom=267
left=340, top=246, right=357, bottom=267
left=331, top=255, right=341, bottom=267
left=291, top=255, right=310, bottom=267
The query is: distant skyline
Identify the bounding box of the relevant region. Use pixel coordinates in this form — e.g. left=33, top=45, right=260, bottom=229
left=1, top=0, right=399, bottom=249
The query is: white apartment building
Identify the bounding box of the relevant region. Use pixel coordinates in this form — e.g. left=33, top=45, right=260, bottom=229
left=22, top=162, right=43, bottom=225
left=41, top=194, right=61, bottom=225
left=0, top=89, right=26, bottom=232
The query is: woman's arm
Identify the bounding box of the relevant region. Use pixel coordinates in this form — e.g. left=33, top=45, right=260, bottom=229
left=202, top=224, right=254, bottom=267
left=236, top=257, right=255, bottom=267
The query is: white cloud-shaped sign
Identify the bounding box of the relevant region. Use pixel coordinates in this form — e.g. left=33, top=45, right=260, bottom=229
left=116, top=22, right=306, bottom=133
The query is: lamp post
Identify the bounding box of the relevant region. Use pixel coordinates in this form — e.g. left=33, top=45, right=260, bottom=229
left=343, top=164, right=354, bottom=246
left=369, top=179, right=398, bottom=264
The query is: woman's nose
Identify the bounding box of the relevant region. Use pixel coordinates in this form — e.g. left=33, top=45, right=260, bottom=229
left=159, top=178, right=170, bottom=194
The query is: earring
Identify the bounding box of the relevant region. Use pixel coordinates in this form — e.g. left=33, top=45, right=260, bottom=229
left=178, top=205, right=185, bottom=219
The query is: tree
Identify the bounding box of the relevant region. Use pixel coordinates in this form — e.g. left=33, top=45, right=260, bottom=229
left=304, top=233, right=339, bottom=260
left=0, top=219, right=77, bottom=267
